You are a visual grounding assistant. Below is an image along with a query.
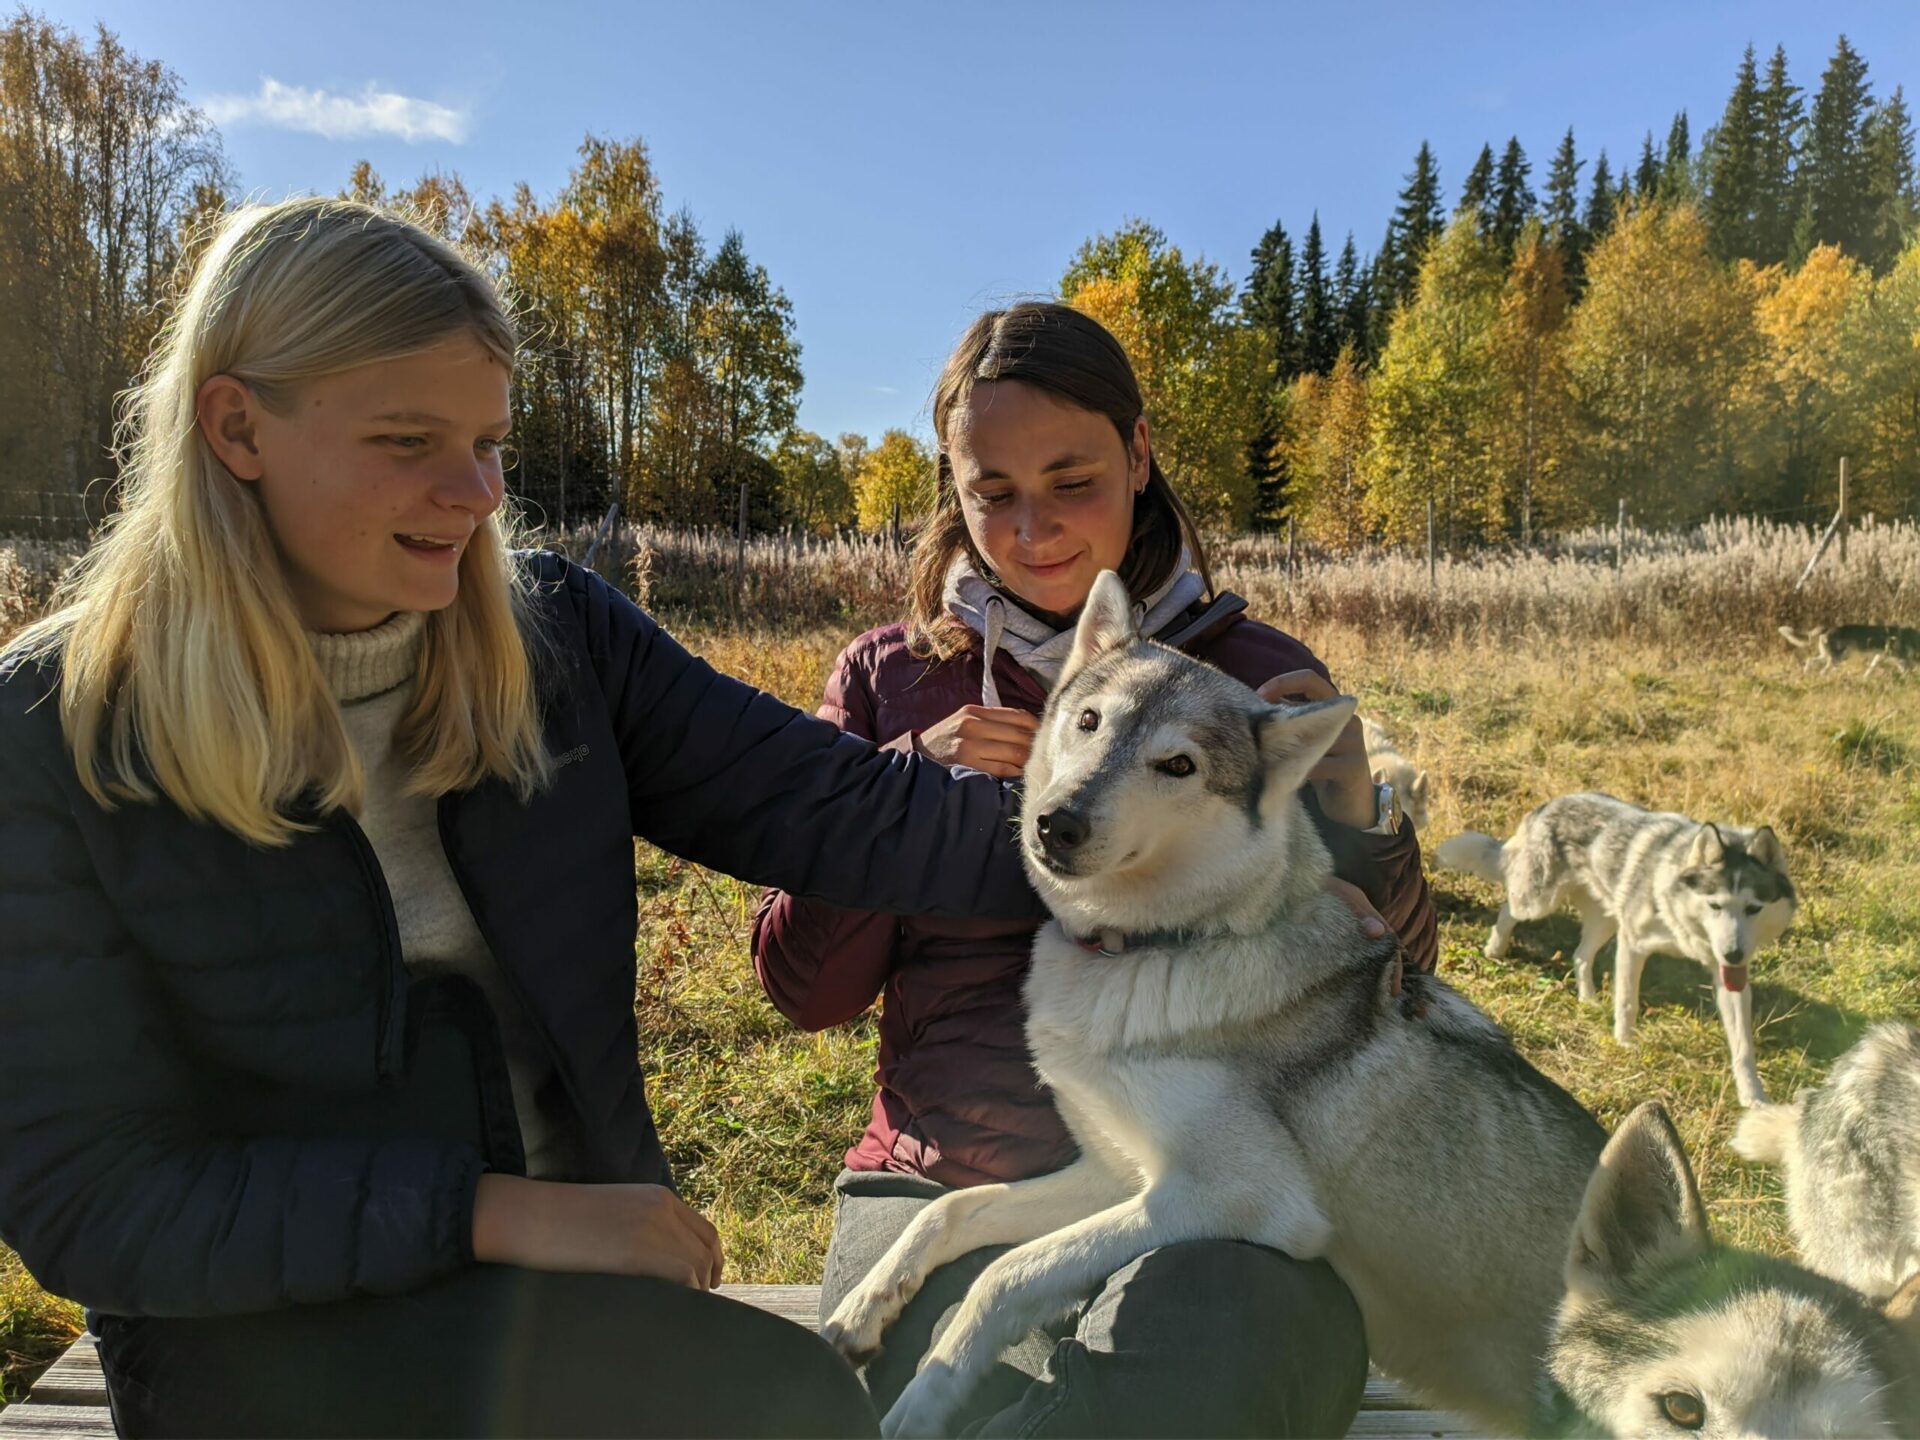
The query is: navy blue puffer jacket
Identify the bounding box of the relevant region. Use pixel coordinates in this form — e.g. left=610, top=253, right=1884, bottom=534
left=0, top=554, right=1039, bottom=1319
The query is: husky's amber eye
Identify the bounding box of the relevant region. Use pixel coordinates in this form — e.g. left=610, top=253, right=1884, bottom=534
left=1157, top=755, right=1195, bottom=778
left=1078, top=709, right=1100, bottom=732
left=1658, top=1391, right=1705, bottom=1430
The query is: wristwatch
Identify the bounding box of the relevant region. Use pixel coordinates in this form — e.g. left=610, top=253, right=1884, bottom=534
left=1363, top=782, right=1402, bottom=836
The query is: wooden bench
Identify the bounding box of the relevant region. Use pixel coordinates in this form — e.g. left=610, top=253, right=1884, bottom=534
left=0, top=1285, right=1477, bottom=1437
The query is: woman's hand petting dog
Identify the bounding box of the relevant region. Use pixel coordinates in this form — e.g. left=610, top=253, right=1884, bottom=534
left=471, top=1175, right=725, bottom=1289
left=1257, top=669, right=1376, bottom=831
left=915, top=704, right=1040, bottom=779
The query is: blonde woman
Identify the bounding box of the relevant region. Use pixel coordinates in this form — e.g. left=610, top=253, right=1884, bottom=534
left=0, top=198, right=1038, bottom=1438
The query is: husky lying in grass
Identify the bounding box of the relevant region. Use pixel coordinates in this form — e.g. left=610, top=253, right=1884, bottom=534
left=1541, top=1101, right=1920, bottom=1437
left=821, top=571, right=1606, bottom=1437
left=1437, top=795, right=1796, bottom=1107
left=1735, top=1022, right=1920, bottom=1303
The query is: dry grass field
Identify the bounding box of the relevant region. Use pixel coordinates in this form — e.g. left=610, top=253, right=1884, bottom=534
left=2, top=521, right=1916, bottom=1403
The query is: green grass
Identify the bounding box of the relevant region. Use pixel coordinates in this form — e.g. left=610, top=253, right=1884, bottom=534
left=2, top=621, right=1915, bottom=1404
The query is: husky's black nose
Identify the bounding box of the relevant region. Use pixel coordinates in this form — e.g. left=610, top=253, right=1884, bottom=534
left=1037, top=808, right=1090, bottom=859
left=1721, top=944, right=1747, bottom=966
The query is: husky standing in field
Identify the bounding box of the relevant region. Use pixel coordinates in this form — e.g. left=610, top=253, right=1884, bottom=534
left=1779, top=623, right=1920, bottom=675
left=1541, top=1101, right=1920, bottom=1438
left=821, top=571, right=1607, bottom=1438
left=1734, top=1023, right=1920, bottom=1301
left=1436, top=796, right=1796, bottom=1107
left=1362, top=716, right=1432, bottom=832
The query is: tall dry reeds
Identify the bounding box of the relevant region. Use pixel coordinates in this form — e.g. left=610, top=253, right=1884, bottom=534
left=9, top=518, right=1918, bottom=649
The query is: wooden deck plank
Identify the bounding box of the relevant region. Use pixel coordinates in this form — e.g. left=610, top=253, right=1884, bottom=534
left=1344, top=1410, right=1482, bottom=1439
left=9, top=1337, right=101, bottom=1408
left=0, top=1405, right=116, bottom=1438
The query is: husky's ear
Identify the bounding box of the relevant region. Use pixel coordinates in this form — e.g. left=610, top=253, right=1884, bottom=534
left=1410, top=771, right=1430, bottom=802
left=1058, top=570, right=1137, bottom=690
left=1687, top=824, right=1727, bottom=868
left=1747, top=826, right=1787, bottom=872
left=1882, top=1273, right=1920, bottom=1357
left=1565, top=1102, right=1711, bottom=1305
left=1254, top=696, right=1358, bottom=816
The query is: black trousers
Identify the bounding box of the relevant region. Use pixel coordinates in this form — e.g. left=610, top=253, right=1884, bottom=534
left=95, top=1265, right=877, bottom=1439
left=821, top=1171, right=1369, bottom=1439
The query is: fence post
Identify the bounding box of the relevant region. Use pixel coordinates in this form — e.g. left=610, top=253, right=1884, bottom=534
left=582, top=500, right=620, bottom=570
left=891, top=499, right=902, bottom=550
left=1426, top=497, right=1436, bottom=593
left=1838, top=456, right=1849, bottom=566
left=734, top=479, right=748, bottom=608
left=1285, top=516, right=1295, bottom=596
left=1615, top=498, right=1626, bottom=573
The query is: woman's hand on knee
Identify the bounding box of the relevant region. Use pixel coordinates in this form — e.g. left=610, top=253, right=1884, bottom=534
left=472, top=1175, right=724, bottom=1289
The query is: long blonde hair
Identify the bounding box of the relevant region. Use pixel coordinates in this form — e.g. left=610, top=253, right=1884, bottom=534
left=11, top=196, right=554, bottom=846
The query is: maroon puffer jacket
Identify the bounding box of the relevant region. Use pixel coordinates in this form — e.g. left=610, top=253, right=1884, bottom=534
left=751, top=594, right=1438, bottom=1188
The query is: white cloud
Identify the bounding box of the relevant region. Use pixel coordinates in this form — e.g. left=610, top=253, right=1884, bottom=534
left=203, top=78, right=470, bottom=144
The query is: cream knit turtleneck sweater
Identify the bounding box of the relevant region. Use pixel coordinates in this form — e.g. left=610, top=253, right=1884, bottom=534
left=308, top=610, right=576, bottom=1180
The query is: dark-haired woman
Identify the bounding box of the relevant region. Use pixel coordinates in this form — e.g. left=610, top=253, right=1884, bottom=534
left=753, top=303, right=1438, bottom=1438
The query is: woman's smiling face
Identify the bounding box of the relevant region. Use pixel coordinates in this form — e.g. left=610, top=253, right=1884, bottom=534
left=945, top=380, right=1149, bottom=620
left=200, top=332, right=512, bottom=633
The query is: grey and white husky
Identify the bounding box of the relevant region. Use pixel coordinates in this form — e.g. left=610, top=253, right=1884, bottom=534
left=1734, top=1023, right=1920, bottom=1301
left=1779, top=624, right=1920, bottom=676
left=821, top=571, right=1607, bottom=1438
left=1542, top=1101, right=1920, bottom=1438
left=1362, top=716, right=1432, bottom=832
left=1436, top=796, right=1796, bottom=1107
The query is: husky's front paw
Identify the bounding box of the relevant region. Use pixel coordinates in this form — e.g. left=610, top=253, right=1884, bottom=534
left=820, top=1272, right=918, bottom=1362
left=1612, top=1017, right=1638, bottom=1046
left=1483, top=928, right=1510, bottom=959
left=882, top=1360, right=968, bottom=1439
left=1735, top=1072, right=1769, bottom=1108
left=1577, top=977, right=1600, bottom=1005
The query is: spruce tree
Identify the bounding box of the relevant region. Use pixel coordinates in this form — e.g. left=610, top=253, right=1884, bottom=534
left=1756, top=44, right=1806, bottom=265
left=1705, top=46, right=1764, bottom=261
left=1243, top=222, right=1297, bottom=522
left=1367, top=231, right=1397, bottom=360
left=1545, top=129, right=1589, bottom=296
left=1298, top=215, right=1340, bottom=376
left=1245, top=220, right=1302, bottom=381
left=1460, top=143, right=1496, bottom=230
left=1634, top=132, right=1663, bottom=197
left=1386, top=142, right=1445, bottom=308
left=1333, top=234, right=1374, bottom=366
left=1661, top=111, right=1694, bottom=199
left=1800, top=35, right=1876, bottom=262
left=1862, top=86, right=1918, bottom=271
left=1491, top=136, right=1536, bottom=255
left=1585, top=150, right=1617, bottom=243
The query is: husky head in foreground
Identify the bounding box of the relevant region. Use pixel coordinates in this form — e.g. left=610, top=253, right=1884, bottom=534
left=1544, top=1102, right=1920, bottom=1438
left=1735, top=1023, right=1920, bottom=1302
left=1020, top=569, right=1355, bottom=943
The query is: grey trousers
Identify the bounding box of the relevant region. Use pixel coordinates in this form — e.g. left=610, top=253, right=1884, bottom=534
left=819, top=1170, right=1369, bottom=1439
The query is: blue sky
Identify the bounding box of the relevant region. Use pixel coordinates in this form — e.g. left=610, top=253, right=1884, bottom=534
left=45, top=1, right=1920, bottom=445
